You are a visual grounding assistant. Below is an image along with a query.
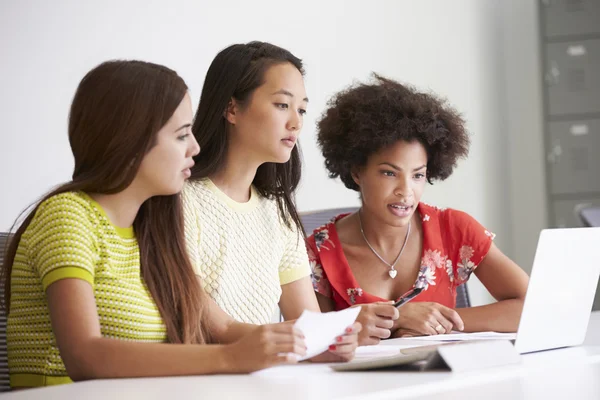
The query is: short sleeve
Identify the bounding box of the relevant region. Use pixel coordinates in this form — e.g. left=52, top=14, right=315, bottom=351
left=26, top=194, right=97, bottom=290
left=278, top=222, right=311, bottom=285
left=181, top=186, right=202, bottom=275
left=445, top=209, right=495, bottom=286
left=305, top=236, right=332, bottom=298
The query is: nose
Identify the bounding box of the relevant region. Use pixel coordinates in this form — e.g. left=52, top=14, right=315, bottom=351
left=286, top=110, right=303, bottom=132
left=188, top=135, right=201, bottom=157
left=394, top=176, right=412, bottom=199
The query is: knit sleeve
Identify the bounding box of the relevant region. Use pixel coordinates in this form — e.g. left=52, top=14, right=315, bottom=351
left=26, top=193, right=97, bottom=290
left=278, top=221, right=311, bottom=285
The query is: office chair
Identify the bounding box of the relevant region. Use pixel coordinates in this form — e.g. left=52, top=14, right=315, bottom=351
left=578, top=206, right=600, bottom=228
left=0, top=233, right=12, bottom=391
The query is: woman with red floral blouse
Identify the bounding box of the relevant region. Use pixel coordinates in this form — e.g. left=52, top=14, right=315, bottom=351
left=307, top=75, right=529, bottom=345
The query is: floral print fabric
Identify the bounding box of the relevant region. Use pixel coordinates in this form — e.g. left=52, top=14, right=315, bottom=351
left=305, top=203, right=495, bottom=310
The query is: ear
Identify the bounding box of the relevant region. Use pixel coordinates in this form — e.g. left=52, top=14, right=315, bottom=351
left=351, top=167, right=361, bottom=188
left=224, top=98, right=239, bottom=125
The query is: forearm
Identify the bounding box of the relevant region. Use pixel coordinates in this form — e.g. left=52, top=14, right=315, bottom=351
left=214, top=321, right=257, bottom=344
left=456, top=298, right=524, bottom=333
left=65, top=338, right=233, bottom=381
left=279, top=276, right=321, bottom=320
left=201, top=288, right=257, bottom=344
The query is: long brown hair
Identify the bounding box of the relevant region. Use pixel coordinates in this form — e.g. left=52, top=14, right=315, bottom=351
left=1, top=60, right=210, bottom=344
left=191, top=41, right=304, bottom=234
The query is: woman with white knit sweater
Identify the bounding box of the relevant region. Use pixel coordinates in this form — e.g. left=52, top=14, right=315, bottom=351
left=182, top=41, right=361, bottom=361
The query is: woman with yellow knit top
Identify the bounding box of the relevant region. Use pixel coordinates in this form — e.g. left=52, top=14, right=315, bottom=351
left=2, top=60, right=360, bottom=388
left=183, top=42, right=342, bottom=353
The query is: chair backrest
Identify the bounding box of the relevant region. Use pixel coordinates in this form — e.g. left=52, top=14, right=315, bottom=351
left=300, top=207, right=359, bottom=237
left=299, top=208, right=471, bottom=308
left=0, top=233, right=11, bottom=391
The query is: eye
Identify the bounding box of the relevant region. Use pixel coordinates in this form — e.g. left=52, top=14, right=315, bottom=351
left=275, top=103, right=289, bottom=109
left=381, top=170, right=396, bottom=177
left=414, top=172, right=426, bottom=180
left=177, top=133, right=190, bottom=141
left=298, top=108, right=307, bottom=116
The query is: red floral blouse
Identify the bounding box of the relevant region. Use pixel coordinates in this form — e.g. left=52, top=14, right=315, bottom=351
left=305, top=203, right=495, bottom=310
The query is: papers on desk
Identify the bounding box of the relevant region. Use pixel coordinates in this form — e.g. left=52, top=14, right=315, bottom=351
left=294, top=307, right=361, bottom=361
left=396, top=331, right=517, bottom=342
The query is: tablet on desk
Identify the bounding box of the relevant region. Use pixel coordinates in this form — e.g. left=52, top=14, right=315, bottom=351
left=331, top=340, right=521, bottom=373
left=330, top=350, right=437, bottom=372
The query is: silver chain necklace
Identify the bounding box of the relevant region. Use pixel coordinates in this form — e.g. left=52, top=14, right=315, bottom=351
left=358, top=209, right=411, bottom=279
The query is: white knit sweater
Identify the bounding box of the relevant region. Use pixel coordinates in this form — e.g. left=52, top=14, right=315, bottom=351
left=182, top=179, right=310, bottom=324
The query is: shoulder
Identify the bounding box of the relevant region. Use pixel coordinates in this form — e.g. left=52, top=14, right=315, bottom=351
left=182, top=179, right=230, bottom=218
left=420, top=202, right=484, bottom=231
left=420, top=202, right=495, bottom=247
left=24, top=192, right=98, bottom=249
left=443, top=208, right=495, bottom=240
left=306, top=213, right=342, bottom=238
left=182, top=179, right=210, bottom=203
left=35, top=191, right=95, bottom=221
left=306, top=213, right=349, bottom=252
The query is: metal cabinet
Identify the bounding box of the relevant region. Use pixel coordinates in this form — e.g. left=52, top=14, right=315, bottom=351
left=540, top=1, right=600, bottom=310
left=542, top=0, right=600, bottom=38
left=545, top=39, right=600, bottom=116
left=541, top=1, right=600, bottom=226
left=547, top=119, right=600, bottom=194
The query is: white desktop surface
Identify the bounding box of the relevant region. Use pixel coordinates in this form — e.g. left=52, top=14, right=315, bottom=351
left=4, top=312, right=600, bottom=400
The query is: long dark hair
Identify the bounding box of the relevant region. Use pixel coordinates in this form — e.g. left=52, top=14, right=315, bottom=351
left=190, top=41, right=304, bottom=233
left=1, top=60, right=211, bottom=344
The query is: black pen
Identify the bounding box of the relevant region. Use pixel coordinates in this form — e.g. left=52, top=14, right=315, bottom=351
left=393, top=287, right=423, bottom=308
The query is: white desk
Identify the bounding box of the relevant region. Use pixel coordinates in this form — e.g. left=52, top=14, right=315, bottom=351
left=5, top=312, right=600, bottom=400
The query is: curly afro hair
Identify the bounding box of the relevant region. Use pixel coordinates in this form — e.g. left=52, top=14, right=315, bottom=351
left=317, top=74, right=470, bottom=191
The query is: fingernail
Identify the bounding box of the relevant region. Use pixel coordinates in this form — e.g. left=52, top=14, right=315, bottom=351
left=329, top=345, right=336, bottom=351
left=336, top=336, right=343, bottom=343
left=345, top=327, right=353, bottom=333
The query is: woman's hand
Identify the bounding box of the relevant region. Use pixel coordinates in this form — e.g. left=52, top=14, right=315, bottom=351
left=222, top=322, right=306, bottom=373
left=354, top=302, right=399, bottom=345
left=310, top=321, right=362, bottom=362
left=395, top=302, right=464, bottom=336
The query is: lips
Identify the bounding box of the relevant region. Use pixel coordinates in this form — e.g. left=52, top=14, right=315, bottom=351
left=388, top=203, right=413, bottom=217
left=281, top=136, right=297, bottom=148
left=389, top=203, right=412, bottom=210
left=182, top=162, right=194, bottom=177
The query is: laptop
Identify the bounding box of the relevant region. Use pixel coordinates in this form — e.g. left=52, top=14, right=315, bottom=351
left=513, top=227, right=600, bottom=354
left=331, top=227, right=600, bottom=371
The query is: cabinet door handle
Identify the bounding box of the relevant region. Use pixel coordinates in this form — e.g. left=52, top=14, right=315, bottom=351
left=545, top=61, right=560, bottom=86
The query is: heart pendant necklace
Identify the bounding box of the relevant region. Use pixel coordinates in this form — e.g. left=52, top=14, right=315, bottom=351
left=358, top=209, right=411, bottom=279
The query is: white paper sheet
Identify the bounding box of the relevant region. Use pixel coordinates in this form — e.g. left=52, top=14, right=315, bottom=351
left=294, top=308, right=361, bottom=361
left=394, top=331, right=517, bottom=342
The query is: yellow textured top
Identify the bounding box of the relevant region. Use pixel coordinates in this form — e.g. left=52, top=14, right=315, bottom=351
left=7, top=192, right=167, bottom=388
left=182, top=179, right=311, bottom=324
